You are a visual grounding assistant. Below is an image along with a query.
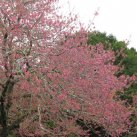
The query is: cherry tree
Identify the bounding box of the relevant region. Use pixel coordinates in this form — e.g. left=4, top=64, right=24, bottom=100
left=0, top=0, right=77, bottom=136
left=0, top=0, right=134, bottom=137
left=11, top=41, right=134, bottom=137
left=44, top=43, right=133, bottom=137
left=3, top=42, right=131, bottom=137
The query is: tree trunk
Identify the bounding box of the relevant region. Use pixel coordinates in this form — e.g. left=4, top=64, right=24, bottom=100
left=1, top=99, right=8, bottom=137
left=0, top=76, right=15, bottom=137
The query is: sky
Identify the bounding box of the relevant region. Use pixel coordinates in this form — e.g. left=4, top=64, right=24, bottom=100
left=59, top=0, right=137, bottom=49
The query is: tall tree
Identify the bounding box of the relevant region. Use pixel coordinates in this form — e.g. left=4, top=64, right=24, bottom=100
left=46, top=43, right=133, bottom=137
left=0, top=0, right=76, bottom=136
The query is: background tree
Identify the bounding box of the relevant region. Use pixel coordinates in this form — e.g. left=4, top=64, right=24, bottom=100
left=88, top=31, right=137, bottom=75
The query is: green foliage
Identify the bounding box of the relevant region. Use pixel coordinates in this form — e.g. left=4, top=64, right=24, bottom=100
left=117, top=83, right=137, bottom=104
left=88, top=31, right=126, bottom=51
left=68, top=133, right=78, bottom=137
left=45, top=120, right=56, bottom=129
left=123, top=48, right=137, bottom=76
left=88, top=31, right=110, bottom=46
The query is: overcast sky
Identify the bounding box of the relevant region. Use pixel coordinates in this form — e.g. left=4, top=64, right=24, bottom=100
left=59, top=0, right=137, bottom=49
